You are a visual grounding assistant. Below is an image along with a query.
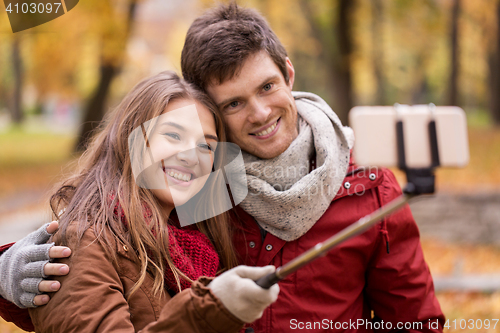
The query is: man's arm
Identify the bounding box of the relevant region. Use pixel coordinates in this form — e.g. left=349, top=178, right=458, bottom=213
left=365, top=169, right=445, bottom=333
left=0, top=222, right=71, bottom=330
left=33, top=222, right=72, bottom=304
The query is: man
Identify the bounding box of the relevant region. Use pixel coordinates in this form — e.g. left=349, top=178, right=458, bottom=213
left=0, top=3, right=444, bottom=332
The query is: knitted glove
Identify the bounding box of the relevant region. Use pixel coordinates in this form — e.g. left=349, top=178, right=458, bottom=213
left=208, top=265, right=280, bottom=323
left=0, top=223, right=54, bottom=308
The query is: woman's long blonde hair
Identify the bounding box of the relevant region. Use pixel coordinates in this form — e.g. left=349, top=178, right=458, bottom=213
left=50, top=71, right=238, bottom=297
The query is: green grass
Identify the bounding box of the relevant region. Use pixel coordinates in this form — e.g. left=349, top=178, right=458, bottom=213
left=0, top=126, right=76, bottom=167
left=0, top=126, right=77, bottom=197
left=464, top=107, right=496, bottom=129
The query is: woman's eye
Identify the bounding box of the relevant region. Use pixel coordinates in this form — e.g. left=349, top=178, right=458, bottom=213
left=263, top=83, right=272, bottom=91
left=164, top=133, right=180, bottom=140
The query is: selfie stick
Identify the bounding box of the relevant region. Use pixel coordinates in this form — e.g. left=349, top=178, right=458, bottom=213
left=255, top=193, right=414, bottom=288
left=255, top=103, right=439, bottom=289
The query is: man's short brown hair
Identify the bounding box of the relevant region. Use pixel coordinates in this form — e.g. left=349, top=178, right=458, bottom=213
left=181, top=2, right=289, bottom=90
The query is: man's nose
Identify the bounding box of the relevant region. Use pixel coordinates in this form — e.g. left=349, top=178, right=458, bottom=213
left=248, top=98, right=272, bottom=123
left=176, top=148, right=199, bottom=166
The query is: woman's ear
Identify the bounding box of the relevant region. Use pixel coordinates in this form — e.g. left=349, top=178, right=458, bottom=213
left=286, top=57, right=295, bottom=90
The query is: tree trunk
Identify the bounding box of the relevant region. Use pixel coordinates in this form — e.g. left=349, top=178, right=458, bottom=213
left=372, top=0, right=385, bottom=105
left=449, top=0, right=460, bottom=106
left=490, top=2, right=500, bottom=126
left=74, top=65, right=117, bottom=151
left=74, top=0, right=137, bottom=151
left=297, top=0, right=354, bottom=126
left=11, top=37, right=23, bottom=124
left=333, top=0, right=354, bottom=126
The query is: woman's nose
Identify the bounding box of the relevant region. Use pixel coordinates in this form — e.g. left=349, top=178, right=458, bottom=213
left=176, top=148, right=199, bottom=166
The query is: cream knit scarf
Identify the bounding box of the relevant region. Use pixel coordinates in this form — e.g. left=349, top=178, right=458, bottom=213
left=240, top=92, right=354, bottom=241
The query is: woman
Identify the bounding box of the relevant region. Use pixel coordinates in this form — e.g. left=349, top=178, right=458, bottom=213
left=28, top=71, right=279, bottom=332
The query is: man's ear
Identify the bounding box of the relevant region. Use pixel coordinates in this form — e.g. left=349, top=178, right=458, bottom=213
left=286, top=57, right=295, bottom=90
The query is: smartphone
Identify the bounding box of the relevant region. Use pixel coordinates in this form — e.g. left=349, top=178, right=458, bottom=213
left=348, top=105, right=469, bottom=168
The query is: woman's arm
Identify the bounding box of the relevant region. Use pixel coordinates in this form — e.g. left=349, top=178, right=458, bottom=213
left=28, top=226, right=246, bottom=333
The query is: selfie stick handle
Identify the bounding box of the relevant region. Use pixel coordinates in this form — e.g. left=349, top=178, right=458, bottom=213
left=255, top=193, right=414, bottom=289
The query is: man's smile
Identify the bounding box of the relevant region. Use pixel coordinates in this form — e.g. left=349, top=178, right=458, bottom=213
left=250, top=118, right=281, bottom=139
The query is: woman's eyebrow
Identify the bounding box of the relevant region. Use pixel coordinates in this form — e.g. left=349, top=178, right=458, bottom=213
left=160, top=121, right=185, bottom=131
left=159, top=121, right=217, bottom=141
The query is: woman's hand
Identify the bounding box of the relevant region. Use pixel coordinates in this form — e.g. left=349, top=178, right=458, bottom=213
left=208, top=265, right=280, bottom=323
left=0, top=221, right=71, bottom=308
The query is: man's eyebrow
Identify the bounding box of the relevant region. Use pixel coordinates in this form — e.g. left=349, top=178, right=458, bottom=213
left=216, top=74, right=281, bottom=109
left=205, top=134, right=218, bottom=141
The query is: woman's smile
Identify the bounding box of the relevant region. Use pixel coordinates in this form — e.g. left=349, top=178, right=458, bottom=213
left=163, top=165, right=196, bottom=187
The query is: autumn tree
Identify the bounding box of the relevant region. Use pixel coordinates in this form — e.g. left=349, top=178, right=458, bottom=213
left=490, top=1, right=500, bottom=126
left=448, top=0, right=461, bottom=106
left=75, top=0, right=138, bottom=151
left=11, top=35, right=23, bottom=124
left=8, top=0, right=139, bottom=140
left=371, top=0, right=386, bottom=105
left=297, top=0, right=355, bottom=125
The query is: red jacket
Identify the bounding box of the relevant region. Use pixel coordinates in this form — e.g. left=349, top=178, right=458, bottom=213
left=0, top=243, right=34, bottom=332
left=0, top=167, right=444, bottom=332
left=232, top=166, right=444, bottom=332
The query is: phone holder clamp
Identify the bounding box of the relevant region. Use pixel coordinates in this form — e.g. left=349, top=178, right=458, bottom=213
left=395, top=103, right=439, bottom=195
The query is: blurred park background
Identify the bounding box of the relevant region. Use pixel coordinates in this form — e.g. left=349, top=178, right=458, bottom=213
left=0, top=0, right=500, bottom=331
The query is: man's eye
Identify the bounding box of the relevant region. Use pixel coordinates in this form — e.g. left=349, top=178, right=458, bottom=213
left=164, top=133, right=180, bottom=140
left=263, top=83, right=272, bottom=91
left=198, top=143, right=213, bottom=152
left=229, top=101, right=239, bottom=108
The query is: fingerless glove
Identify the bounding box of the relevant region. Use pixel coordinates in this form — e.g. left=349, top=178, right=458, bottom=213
left=0, top=223, right=54, bottom=308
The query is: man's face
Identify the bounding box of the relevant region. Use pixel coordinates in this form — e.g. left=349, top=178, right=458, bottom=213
left=206, top=51, right=298, bottom=159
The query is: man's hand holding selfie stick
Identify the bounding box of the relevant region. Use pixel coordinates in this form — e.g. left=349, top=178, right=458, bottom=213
left=209, top=265, right=279, bottom=323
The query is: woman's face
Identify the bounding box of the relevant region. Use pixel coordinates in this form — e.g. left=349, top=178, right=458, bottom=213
left=144, top=98, right=218, bottom=214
